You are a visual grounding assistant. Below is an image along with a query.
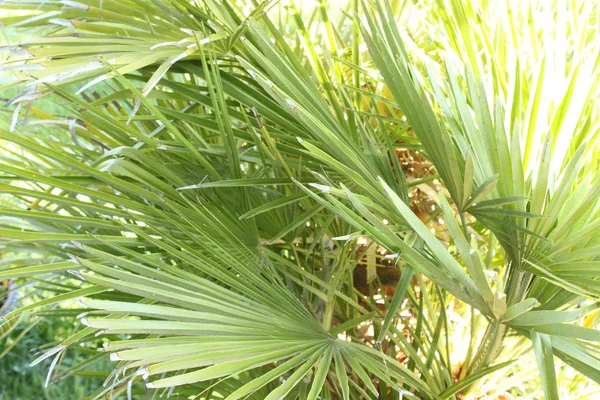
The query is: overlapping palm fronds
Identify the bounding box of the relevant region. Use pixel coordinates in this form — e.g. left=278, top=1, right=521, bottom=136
left=0, top=0, right=598, bottom=399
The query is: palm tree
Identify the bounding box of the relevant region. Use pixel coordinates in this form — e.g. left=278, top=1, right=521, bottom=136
left=0, top=0, right=598, bottom=398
